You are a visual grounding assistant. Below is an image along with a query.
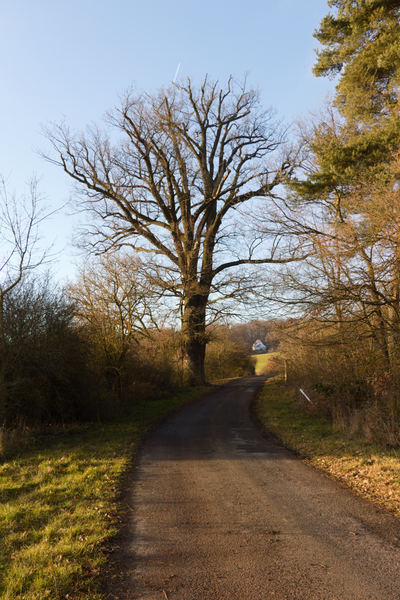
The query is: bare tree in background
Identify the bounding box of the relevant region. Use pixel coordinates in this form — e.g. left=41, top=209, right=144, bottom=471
left=45, top=77, right=303, bottom=382
left=69, top=252, right=162, bottom=398
left=0, top=176, right=53, bottom=421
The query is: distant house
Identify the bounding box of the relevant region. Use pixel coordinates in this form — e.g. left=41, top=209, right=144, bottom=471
left=252, top=339, right=266, bottom=352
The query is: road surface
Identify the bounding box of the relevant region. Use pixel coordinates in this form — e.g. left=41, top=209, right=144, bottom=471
left=122, top=377, right=400, bottom=599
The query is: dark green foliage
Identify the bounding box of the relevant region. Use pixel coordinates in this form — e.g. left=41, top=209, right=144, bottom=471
left=314, top=1, right=400, bottom=124
left=308, top=0, right=400, bottom=194
left=0, top=272, right=196, bottom=427
left=0, top=277, right=105, bottom=426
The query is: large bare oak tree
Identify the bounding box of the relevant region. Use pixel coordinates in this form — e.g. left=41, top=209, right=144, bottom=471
left=45, top=77, right=299, bottom=382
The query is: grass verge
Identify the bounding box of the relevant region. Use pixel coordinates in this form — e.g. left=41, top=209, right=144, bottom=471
left=0, top=386, right=210, bottom=600
left=256, top=378, right=400, bottom=517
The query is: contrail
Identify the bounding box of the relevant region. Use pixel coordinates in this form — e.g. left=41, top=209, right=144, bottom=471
left=173, top=63, right=181, bottom=83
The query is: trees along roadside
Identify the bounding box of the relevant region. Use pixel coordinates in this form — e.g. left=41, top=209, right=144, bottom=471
left=314, top=1, right=400, bottom=365
left=69, top=252, right=167, bottom=400
left=258, top=2, right=400, bottom=442
left=311, top=1, right=400, bottom=367
left=44, top=77, right=304, bottom=384
left=314, top=0, right=400, bottom=131
left=276, top=107, right=400, bottom=370
left=276, top=0, right=400, bottom=364
left=0, top=177, right=53, bottom=424
left=0, top=177, right=104, bottom=427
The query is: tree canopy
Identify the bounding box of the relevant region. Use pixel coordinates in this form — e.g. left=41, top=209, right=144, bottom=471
left=45, top=77, right=300, bottom=382
left=277, top=1, right=400, bottom=373
left=314, top=0, right=400, bottom=124
left=312, top=0, right=400, bottom=178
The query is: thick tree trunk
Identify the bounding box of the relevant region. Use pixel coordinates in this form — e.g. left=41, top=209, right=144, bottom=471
left=182, top=292, right=208, bottom=384
left=185, top=336, right=206, bottom=385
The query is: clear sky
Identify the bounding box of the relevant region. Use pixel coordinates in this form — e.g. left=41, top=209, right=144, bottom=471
left=0, top=0, right=336, bottom=282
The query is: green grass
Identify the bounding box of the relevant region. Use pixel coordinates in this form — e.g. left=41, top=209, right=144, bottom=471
left=253, top=352, right=277, bottom=375
left=256, top=378, right=400, bottom=517
left=0, top=387, right=209, bottom=600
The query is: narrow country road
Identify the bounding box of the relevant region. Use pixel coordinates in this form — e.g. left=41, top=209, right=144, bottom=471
left=122, top=377, right=400, bottom=599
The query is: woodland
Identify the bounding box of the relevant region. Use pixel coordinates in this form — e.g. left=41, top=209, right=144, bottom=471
left=1, top=0, right=400, bottom=448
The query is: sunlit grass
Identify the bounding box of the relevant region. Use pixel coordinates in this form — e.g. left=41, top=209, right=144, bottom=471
left=256, top=378, right=400, bottom=517
left=0, top=387, right=209, bottom=599
left=253, top=352, right=277, bottom=375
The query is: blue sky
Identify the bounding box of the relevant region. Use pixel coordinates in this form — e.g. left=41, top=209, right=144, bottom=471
left=0, top=0, right=336, bottom=282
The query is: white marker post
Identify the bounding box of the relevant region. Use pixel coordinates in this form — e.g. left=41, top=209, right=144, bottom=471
left=299, top=388, right=313, bottom=404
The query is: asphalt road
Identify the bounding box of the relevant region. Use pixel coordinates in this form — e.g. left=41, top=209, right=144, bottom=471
left=126, top=377, right=400, bottom=599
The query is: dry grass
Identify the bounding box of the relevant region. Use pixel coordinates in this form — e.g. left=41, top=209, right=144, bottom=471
left=0, top=421, right=32, bottom=456
left=256, top=378, right=400, bottom=518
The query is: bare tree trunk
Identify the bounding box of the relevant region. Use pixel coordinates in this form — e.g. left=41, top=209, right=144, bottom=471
left=182, top=293, right=208, bottom=384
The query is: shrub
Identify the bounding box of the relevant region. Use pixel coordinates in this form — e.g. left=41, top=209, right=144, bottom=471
left=205, top=326, right=255, bottom=381
left=277, top=319, right=400, bottom=447
left=0, top=276, right=107, bottom=427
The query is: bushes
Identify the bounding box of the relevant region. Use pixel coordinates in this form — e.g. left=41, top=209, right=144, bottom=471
left=204, top=326, right=255, bottom=381
left=0, top=276, right=105, bottom=427
left=116, top=329, right=187, bottom=404
left=0, top=269, right=258, bottom=431
left=0, top=273, right=191, bottom=435
left=277, top=319, right=400, bottom=447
